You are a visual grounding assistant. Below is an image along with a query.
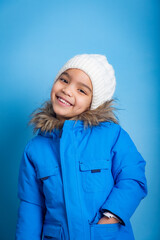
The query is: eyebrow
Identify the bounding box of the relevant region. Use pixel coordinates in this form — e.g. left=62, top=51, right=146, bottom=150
left=60, top=72, right=92, bottom=93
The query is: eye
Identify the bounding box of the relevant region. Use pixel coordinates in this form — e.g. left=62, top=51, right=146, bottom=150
left=78, top=89, right=86, bottom=95
left=59, top=78, right=68, bottom=84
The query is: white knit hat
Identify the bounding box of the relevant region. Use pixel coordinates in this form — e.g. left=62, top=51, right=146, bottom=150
left=54, top=54, right=116, bottom=110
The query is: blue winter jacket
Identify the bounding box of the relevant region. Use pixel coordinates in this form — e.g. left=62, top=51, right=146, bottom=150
left=16, top=120, right=147, bottom=240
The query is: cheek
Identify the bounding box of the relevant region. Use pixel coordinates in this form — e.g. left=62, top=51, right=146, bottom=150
left=50, top=84, right=58, bottom=99
left=50, top=87, right=54, bottom=100
left=89, top=95, right=92, bottom=105
left=85, top=95, right=92, bottom=107
left=77, top=97, right=92, bottom=109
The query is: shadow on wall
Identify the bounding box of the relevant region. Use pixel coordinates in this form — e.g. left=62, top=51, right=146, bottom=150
left=0, top=99, right=33, bottom=240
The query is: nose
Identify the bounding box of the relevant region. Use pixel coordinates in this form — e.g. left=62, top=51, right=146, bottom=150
left=62, top=86, right=73, bottom=97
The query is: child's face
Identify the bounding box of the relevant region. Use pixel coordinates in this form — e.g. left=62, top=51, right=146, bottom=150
left=50, top=68, right=93, bottom=120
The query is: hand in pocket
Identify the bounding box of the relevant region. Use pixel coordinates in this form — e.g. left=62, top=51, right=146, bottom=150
left=97, top=216, right=120, bottom=224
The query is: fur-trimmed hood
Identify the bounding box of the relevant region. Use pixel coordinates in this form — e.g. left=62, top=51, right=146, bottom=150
left=29, top=99, right=119, bottom=134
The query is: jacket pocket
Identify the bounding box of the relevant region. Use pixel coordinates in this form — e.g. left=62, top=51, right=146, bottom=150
left=90, top=222, right=120, bottom=240
left=37, top=166, right=59, bottom=201
left=43, top=224, right=64, bottom=240
left=37, top=165, right=59, bottom=179
left=79, top=160, right=110, bottom=192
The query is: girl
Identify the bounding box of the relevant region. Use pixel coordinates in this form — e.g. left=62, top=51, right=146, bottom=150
left=15, top=54, right=147, bottom=240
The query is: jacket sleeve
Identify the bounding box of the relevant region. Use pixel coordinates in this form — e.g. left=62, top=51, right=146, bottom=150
left=16, top=142, right=46, bottom=240
left=100, top=126, right=148, bottom=225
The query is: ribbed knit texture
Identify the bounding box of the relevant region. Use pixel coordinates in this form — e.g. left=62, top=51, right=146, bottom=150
left=54, top=54, right=116, bottom=110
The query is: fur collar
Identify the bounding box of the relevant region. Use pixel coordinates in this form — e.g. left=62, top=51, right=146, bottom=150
left=29, top=99, right=119, bottom=134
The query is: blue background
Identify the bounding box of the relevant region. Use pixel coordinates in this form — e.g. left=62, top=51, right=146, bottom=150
left=0, top=0, right=159, bottom=239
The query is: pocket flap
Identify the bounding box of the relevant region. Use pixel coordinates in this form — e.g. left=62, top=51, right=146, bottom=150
left=43, top=224, right=62, bottom=238
left=36, top=165, right=58, bottom=179
left=79, top=160, right=109, bottom=172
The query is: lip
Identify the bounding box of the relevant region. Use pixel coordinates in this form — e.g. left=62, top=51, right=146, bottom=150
left=56, top=95, right=73, bottom=106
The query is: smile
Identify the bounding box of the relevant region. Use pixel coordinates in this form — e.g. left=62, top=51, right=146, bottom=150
left=56, top=96, right=72, bottom=106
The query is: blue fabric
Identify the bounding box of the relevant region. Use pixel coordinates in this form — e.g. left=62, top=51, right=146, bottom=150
left=16, top=120, right=147, bottom=240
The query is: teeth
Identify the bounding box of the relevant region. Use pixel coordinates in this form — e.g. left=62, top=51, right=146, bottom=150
left=58, top=97, right=71, bottom=106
